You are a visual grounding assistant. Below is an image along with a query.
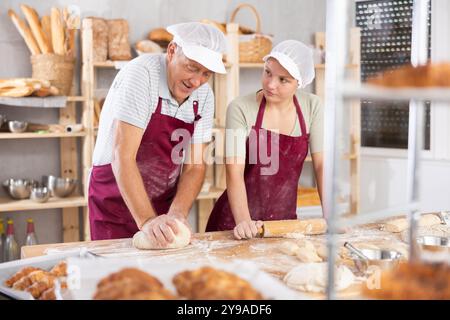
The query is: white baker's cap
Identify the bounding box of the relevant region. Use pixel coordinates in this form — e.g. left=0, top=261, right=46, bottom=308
left=167, top=22, right=227, bottom=74
left=263, top=40, right=315, bottom=88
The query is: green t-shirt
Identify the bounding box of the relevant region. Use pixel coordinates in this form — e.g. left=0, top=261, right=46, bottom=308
left=225, top=90, right=324, bottom=158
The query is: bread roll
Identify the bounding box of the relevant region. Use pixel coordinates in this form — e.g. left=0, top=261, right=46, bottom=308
left=135, top=40, right=162, bottom=55
left=147, top=28, right=173, bottom=48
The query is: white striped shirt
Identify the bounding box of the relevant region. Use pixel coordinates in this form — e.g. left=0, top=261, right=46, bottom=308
left=92, top=53, right=215, bottom=165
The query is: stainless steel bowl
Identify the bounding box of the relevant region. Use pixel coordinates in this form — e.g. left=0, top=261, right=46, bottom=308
left=50, top=177, right=77, bottom=197
left=2, top=178, right=38, bottom=199
left=8, top=121, right=28, bottom=133
left=417, top=235, right=450, bottom=253
left=350, top=248, right=403, bottom=274
left=30, top=187, right=51, bottom=203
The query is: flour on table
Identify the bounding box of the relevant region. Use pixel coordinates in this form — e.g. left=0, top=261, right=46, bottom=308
left=277, top=240, right=325, bottom=263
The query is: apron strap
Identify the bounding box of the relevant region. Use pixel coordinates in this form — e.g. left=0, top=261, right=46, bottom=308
left=156, top=97, right=201, bottom=122
left=255, top=96, right=267, bottom=129
left=293, top=95, right=308, bottom=137
left=155, top=97, right=163, bottom=114
left=255, top=94, right=307, bottom=137
left=193, top=100, right=202, bottom=122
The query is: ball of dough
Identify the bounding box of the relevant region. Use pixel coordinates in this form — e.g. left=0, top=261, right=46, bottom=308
left=132, top=219, right=191, bottom=250
left=284, top=263, right=355, bottom=293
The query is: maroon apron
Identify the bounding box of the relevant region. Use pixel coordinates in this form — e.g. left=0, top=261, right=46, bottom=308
left=88, top=97, right=200, bottom=240
left=206, top=95, right=309, bottom=231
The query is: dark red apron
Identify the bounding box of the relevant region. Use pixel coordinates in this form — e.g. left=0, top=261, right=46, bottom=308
left=206, top=95, right=309, bottom=231
left=88, top=97, right=200, bottom=240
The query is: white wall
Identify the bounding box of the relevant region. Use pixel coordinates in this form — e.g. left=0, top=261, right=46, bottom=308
left=361, top=156, right=450, bottom=213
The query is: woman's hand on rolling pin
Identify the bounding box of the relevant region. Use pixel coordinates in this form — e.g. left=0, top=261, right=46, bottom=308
left=233, top=220, right=264, bottom=240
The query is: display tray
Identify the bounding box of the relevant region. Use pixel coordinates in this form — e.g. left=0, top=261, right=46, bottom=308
left=0, top=250, right=93, bottom=300
left=0, top=252, right=308, bottom=300
left=65, top=257, right=309, bottom=300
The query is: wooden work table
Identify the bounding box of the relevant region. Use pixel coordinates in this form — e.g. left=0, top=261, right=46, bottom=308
left=20, top=225, right=412, bottom=299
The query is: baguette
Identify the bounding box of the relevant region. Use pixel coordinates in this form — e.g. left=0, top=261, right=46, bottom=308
left=65, top=28, right=76, bottom=58
left=0, top=86, right=35, bottom=98
left=8, top=9, right=41, bottom=55
left=62, top=8, right=76, bottom=57
left=0, top=78, right=50, bottom=89
left=41, top=16, right=53, bottom=51
left=28, top=123, right=65, bottom=133
left=20, top=4, right=52, bottom=53
left=51, top=7, right=65, bottom=55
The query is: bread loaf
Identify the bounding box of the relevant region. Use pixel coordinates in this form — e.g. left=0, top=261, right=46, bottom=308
left=87, top=17, right=108, bottom=62
left=148, top=28, right=173, bottom=48
left=107, top=19, right=132, bottom=61
left=368, top=62, right=450, bottom=88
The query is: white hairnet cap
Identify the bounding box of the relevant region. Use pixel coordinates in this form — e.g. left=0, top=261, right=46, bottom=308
left=167, top=22, right=227, bottom=74
left=263, top=40, right=315, bottom=88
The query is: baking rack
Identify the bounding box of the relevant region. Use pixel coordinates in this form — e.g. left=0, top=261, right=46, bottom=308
left=323, top=0, right=444, bottom=299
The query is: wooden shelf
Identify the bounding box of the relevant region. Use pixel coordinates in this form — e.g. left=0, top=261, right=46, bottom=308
left=314, top=64, right=359, bottom=69
left=0, top=196, right=87, bottom=212
left=239, top=62, right=264, bottom=68
left=197, top=187, right=225, bottom=200
left=0, top=96, right=71, bottom=108
left=238, top=63, right=359, bottom=70
left=0, top=132, right=86, bottom=139
left=93, top=60, right=131, bottom=69
left=67, top=96, right=86, bottom=102
left=297, top=187, right=321, bottom=207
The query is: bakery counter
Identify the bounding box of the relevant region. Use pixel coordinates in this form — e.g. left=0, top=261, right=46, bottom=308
left=18, top=223, right=417, bottom=299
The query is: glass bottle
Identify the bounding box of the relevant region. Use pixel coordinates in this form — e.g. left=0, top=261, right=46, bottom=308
left=4, top=219, right=19, bottom=262
left=25, top=218, right=38, bottom=246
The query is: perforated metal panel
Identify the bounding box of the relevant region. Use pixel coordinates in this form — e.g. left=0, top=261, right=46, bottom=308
left=356, top=0, right=430, bottom=149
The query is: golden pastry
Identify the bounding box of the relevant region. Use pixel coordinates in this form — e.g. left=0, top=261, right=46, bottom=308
left=4, top=266, right=41, bottom=287
left=363, top=262, right=450, bottom=300
left=173, top=266, right=263, bottom=300
left=93, top=268, right=175, bottom=300
left=96, top=267, right=163, bottom=290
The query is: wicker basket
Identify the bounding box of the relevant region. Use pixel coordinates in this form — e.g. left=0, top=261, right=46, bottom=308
left=31, top=54, right=75, bottom=96
left=230, top=3, right=272, bottom=63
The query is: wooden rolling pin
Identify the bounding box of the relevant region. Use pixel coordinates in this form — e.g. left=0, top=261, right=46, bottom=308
left=256, top=219, right=327, bottom=238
